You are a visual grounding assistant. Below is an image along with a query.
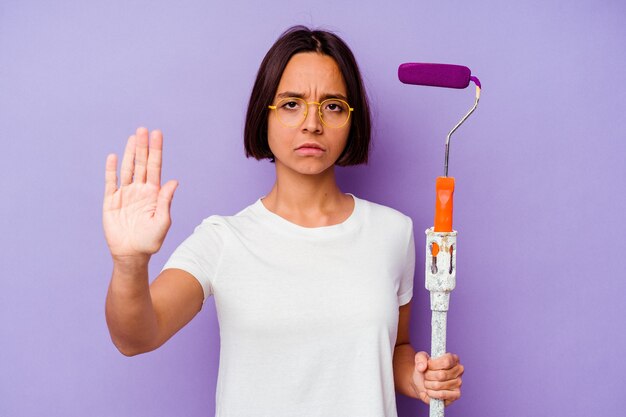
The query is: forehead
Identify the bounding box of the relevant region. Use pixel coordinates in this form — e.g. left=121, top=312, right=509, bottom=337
left=276, top=52, right=347, bottom=96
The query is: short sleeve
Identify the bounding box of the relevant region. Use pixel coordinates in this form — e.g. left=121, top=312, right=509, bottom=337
left=161, top=217, right=226, bottom=303
left=397, top=219, right=416, bottom=306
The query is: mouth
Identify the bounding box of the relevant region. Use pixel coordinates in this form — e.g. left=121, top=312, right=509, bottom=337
left=294, top=142, right=326, bottom=156
left=295, top=142, right=325, bottom=151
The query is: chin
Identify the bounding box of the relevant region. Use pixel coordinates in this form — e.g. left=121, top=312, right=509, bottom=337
left=281, top=159, right=335, bottom=176
left=296, top=165, right=332, bottom=176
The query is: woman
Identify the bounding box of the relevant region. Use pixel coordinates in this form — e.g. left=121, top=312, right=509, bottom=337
left=103, top=26, right=463, bottom=416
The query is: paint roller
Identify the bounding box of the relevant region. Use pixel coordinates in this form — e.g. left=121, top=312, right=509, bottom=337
left=399, top=63, right=481, bottom=232
left=398, top=62, right=481, bottom=417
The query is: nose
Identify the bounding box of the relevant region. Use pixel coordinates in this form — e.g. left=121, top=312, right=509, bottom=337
left=301, top=102, right=323, bottom=134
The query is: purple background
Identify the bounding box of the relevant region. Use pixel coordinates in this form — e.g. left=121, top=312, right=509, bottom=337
left=1, top=1, right=625, bottom=416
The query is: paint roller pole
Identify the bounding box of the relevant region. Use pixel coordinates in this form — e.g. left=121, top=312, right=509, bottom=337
left=425, top=177, right=456, bottom=417
left=425, top=229, right=456, bottom=417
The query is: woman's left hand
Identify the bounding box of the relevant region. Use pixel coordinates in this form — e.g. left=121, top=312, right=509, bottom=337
left=411, top=351, right=464, bottom=406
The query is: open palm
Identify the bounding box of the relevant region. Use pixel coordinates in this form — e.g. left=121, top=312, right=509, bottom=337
left=103, top=127, right=178, bottom=260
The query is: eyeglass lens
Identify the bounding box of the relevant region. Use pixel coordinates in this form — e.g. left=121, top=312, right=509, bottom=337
left=275, top=98, right=350, bottom=127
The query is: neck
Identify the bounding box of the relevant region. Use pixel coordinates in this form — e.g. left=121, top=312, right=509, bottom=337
left=262, top=162, right=352, bottom=226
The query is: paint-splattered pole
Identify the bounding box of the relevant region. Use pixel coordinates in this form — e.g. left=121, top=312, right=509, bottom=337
left=425, top=227, right=456, bottom=417
left=426, top=176, right=458, bottom=417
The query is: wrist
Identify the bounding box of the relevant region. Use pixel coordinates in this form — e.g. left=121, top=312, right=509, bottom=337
left=112, top=254, right=151, bottom=272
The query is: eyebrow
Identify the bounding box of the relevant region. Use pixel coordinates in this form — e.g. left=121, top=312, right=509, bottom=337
left=276, top=91, right=349, bottom=102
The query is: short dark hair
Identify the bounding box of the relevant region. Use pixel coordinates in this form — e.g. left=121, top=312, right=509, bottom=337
left=244, top=25, right=371, bottom=166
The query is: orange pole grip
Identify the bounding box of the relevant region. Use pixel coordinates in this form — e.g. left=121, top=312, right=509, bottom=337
left=434, top=176, right=455, bottom=232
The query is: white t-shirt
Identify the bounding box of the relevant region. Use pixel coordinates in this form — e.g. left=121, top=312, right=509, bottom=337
left=162, top=194, right=416, bottom=417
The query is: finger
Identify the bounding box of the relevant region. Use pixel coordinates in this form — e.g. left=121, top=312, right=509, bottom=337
left=134, top=127, right=149, bottom=183
left=414, top=351, right=430, bottom=373
left=156, top=180, right=178, bottom=220
left=424, top=376, right=462, bottom=391
left=104, top=154, right=118, bottom=199
left=146, top=129, right=163, bottom=186
left=120, top=134, right=136, bottom=186
left=426, top=389, right=461, bottom=402
left=425, top=364, right=464, bottom=382
left=428, top=353, right=458, bottom=370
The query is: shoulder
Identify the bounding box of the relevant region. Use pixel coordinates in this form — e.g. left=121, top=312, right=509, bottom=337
left=193, top=199, right=263, bottom=236
left=354, top=195, right=413, bottom=232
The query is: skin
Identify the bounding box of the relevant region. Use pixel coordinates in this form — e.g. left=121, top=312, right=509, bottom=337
left=262, top=52, right=354, bottom=226
left=103, top=128, right=203, bottom=356
left=102, top=52, right=463, bottom=406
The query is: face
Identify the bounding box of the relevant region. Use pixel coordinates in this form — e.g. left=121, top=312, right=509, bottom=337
left=267, top=52, right=351, bottom=176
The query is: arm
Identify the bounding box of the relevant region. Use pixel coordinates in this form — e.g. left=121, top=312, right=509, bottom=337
left=103, top=127, right=202, bottom=356
left=393, top=300, right=419, bottom=399
left=105, top=263, right=203, bottom=356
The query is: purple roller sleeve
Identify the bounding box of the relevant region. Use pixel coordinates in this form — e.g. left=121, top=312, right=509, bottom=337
left=398, top=63, right=475, bottom=89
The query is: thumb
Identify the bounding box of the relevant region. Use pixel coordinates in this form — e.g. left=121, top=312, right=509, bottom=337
left=415, top=351, right=430, bottom=373
left=156, top=180, right=178, bottom=219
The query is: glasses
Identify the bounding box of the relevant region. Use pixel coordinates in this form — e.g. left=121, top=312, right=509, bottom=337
left=268, top=97, right=354, bottom=128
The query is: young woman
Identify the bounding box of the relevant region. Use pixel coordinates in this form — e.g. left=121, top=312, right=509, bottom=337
left=103, top=26, right=463, bottom=416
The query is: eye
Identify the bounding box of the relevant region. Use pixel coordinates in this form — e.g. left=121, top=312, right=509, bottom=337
left=280, top=100, right=301, bottom=110
left=324, top=100, right=345, bottom=112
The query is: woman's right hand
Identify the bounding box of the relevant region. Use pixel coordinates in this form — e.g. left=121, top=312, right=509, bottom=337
left=103, top=127, right=178, bottom=262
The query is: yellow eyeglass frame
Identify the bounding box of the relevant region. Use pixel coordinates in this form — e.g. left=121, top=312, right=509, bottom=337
left=268, top=97, right=354, bottom=128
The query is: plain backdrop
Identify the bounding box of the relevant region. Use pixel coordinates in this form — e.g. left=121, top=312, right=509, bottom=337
left=1, top=1, right=625, bottom=416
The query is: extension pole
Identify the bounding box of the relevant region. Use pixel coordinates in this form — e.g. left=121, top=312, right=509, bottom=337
left=425, top=175, right=457, bottom=417
left=425, top=227, right=457, bottom=417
